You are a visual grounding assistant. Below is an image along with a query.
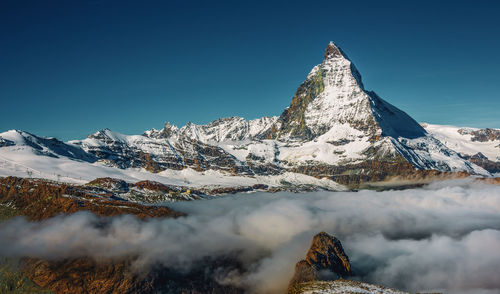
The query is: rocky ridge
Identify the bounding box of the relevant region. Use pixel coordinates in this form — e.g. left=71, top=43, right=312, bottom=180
left=422, top=123, right=500, bottom=174
left=0, top=176, right=244, bottom=294
left=287, top=232, right=351, bottom=294
left=0, top=42, right=496, bottom=191
left=287, top=232, right=412, bottom=294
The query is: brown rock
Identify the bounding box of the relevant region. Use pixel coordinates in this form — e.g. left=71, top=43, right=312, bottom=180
left=287, top=232, right=351, bottom=293
left=0, top=177, right=184, bottom=221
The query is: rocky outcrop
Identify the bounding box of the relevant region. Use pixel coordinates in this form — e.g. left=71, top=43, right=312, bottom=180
left=0, top=42, right=493, bottom=191
left=458, top=128, right=500, bottom=142
left=462, top=152, right=500, bottom=173
left=0, top=177, right=245, bottom=294
left=67, top=42, right=493, bottom=178
left=287, top=232, right=351, bottom=293
left=476, top=177, right=500, bottom=185
left=0, top=177, right=184, bottom=221
left=87, top=177, right=130, bottom=192
left=422, top=124, right=499, bottom=174
left=286, top=233, right=414, bottom=294
left=0, top=137, right=14, bottom=147
left=21, top=256, right=245, bottom=294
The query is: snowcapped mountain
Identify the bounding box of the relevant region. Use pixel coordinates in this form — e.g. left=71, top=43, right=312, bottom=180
left=0, top=42, right=495, bottom=189
left=144, top=116, right=279, bottom=142
left=422, top=123, right=500, bottom=174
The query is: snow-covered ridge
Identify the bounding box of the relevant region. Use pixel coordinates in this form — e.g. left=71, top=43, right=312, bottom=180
left=143, top=116, right=279, bottom=143
left=0, top=41, right=496, bottom=186
left=422, top=123, right=500, bottom=162
left=296, top=280, right=408, bottom=294
left=0, top=130, right=344, bottom=191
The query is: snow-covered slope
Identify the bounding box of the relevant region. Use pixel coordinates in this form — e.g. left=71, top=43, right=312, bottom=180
left=295, top=280, right=408, bottom=294
left=422, top=123, right=499, bottom=162
left=421, top=123, right=500, bottom=175
left=144, top=116, right=278, bottom=143
left=0, top=42, right=495, bottom=188
left=139, top=42, right=489, bottom=176
left=0, top=129, right=344, bottom=190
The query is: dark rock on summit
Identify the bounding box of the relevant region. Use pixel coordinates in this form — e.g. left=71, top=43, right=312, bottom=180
left=287, top=232, right=351, bottom=293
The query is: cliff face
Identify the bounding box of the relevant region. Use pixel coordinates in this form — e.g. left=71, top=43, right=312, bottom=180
left=0, top=42, right=493, bottom=191
left=0, top=177, right=246, bottom=294
left=287, top=232, right=351, bottom=294
left=286, top=232, right=412, bottom=294
left=423, top=124, right=500, bottom=174
left=0, top=177, right=183, bottom=221
left=21, top=257, right=244, bottom=294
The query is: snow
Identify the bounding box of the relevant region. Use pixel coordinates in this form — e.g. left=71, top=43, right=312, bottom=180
left=423, top=123, right=500, bottom=162
left=144, top=116, right=279, bottom=143
left=298, top=280, right=408, bottom=294
left=303, top=53, right=373, bottom=138
left=0, top=135, right=344, bottom=190
left=279, top=124, right=371, bottom=165
left=390, top=135, right=490, bottom=176
left=217, top=139, right=280, bottom=165
left=0, top=42, right=495, bottom=185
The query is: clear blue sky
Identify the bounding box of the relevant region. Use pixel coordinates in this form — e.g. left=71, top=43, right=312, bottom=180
left=1, top=0, right=499, bottom=140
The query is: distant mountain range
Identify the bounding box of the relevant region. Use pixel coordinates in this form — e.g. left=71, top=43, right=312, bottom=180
left=1, top=42, right=499, bottom=294
left=1, top=42, right=498, bottom=192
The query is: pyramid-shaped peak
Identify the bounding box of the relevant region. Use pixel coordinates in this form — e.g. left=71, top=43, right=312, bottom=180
left=324, top=41, right=344, bottom=60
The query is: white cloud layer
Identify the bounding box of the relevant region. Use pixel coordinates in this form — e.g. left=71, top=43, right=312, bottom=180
left=1, top=178, right=500, bottom=293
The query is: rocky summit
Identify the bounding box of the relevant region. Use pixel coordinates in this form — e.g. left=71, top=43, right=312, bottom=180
left=287, top=232, right=410, bottom=294
left=287, top=232, right=351, bottom=294
left=0, top=42, right=497, bottom=191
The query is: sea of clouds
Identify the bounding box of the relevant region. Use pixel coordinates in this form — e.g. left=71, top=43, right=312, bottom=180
left=1, top=178, right=500, bottom=293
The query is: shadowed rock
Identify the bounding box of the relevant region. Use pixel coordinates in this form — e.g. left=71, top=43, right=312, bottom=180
left=287, top=232, right=351, bottom=293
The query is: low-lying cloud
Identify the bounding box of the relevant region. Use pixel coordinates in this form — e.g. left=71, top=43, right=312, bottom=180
left=1, top=178, right=500, bottom=293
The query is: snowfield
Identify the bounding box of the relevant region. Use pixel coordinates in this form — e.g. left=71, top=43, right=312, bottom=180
left=297, top=280, right=408, bottom=294
left=0, top=135, right=344, bottom=190
left=0, top=42, right=497, bottom=186
left=423, top=123, right=499, bottom=162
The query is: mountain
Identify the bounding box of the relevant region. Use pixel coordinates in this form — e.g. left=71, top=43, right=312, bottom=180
left=287, top=232, right=408, bottom=294
left=422, top=123, right=500, bottom=174
left=287, top=232, right=351, bottom=294
left=0, top=42, right=494, bottom=191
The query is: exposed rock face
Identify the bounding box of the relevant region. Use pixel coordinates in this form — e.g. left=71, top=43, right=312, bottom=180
left=0, top=177, right=184, bottom=221
left=0, top=130, right=95, bottom=162
left=0, top=41, right=493, bottom=190
left=85, top=177, right=306, bottom=203
left=462, top=152, right=500, bottom=174
left=0, top=137, right=14, bottom=147
left=21, top=258, right=153, bottom=294
left=144, top=116, right=279, bottom=142
left=268, top=42, right=426, bottom=142
left=286, top=233, right=412, bottom=294
left=0, top=177, right=244, bottom=294
left=61, top=43, right=498, bottom=178
left=72, top=129, right=253, bottom=174
left=287, top=232, right=351, bottom=293
left=423, top=124, right=500, bottom=174
left=21, top=256, right=244, bottom=294
left=458, top=128, right=500, bottom=142
left=87, top=177, right=130, bottom=192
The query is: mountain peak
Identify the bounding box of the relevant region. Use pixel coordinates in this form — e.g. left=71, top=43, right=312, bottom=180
left=324, top=41, right=343, bottom=60
left=287, top=232, right=351, bottom=293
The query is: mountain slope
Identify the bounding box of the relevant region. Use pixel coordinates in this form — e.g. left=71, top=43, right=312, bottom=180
left=292, top=280, right=409, bottom=294
left=422, top=123, right=500, bottom=174
left=138, top=42, right=488, bottom=178
left=0, top=42, right=493, bottom=189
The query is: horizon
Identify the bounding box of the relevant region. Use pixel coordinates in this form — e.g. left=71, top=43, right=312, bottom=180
left=1, top=0, right=500, bottom=141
